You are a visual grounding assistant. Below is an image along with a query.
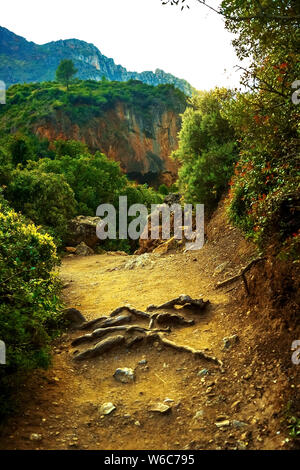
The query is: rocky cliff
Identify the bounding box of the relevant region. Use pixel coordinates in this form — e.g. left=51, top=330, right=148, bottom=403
left=0, top=26, right=194, bottom=96
left=0, top=80, right=187, bottom=185
left=34, top=102, right=181, bottom=185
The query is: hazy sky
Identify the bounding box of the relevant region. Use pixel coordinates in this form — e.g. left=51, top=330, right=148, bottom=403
left=1, top=0, right=243, bottom=90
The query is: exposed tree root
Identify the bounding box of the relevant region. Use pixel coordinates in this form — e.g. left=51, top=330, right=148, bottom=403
left=148, top=333, right=222, bottom=366
left=78, top=312, right=132, bottom=331
left=215, top=257, right=265, bottom=294
left=78, top=316, right=108, bottom=330
left=98, top=313, right=132, bottom=328
left=78, top=305, right=150, bottom=331
left=150, top=312, right=194, bottom=327
left=72, top=297, right=221, bottom=366
left=110, top=305, right=151, bottom=319
left=73, top=330, right=221, bottom=366
left=73, top=335, right=125, bottom=361
left=146, top=294, right=209, bottom=312
left=72, top=325, right=171, bottom=347
left=126, top=335, right=145, bottom=348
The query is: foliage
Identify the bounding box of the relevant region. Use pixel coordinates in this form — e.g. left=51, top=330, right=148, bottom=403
left=288, top=416, right=300, bottom=439
left=158, top=184, right=169, bottom=195
left=0, top=194, right=64, bottom=419
left=172, top=88, right=238, bottom=213
left=162, top=0, right=299, bottom=259
left=219, top=0, right=300, bottom=259
left=0, top=133, right=164, bottom=249
left=0, top=80, right=186, bottom=132
left=5, top=168, right=76, bottom=245
left=31, top=150, right=128, bottom=216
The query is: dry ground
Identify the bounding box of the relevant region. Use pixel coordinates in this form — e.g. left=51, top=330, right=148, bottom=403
left=0, top=212, right=299, bottom=450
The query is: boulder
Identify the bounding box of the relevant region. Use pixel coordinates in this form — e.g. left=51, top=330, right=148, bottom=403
left=65, top=246, right=76, bottom=253
left=66, top=216, right=101, bottom=248
left=63, top=308, right=86, bottom=327
left=75, top=242, right=94, bottom=256
left=113, top=367, right=135, bottom=383
left=152, top=236, right=181, bottom=255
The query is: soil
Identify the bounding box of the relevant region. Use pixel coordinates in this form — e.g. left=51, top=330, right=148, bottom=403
left=0, top=205, right=299, bottom=450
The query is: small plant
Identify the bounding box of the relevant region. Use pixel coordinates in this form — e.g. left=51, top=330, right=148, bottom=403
left=288, top=416, right=300, bottom=439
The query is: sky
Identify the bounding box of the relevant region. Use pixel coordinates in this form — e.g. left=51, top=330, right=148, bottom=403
left=1, top=0, right=243, bottom=91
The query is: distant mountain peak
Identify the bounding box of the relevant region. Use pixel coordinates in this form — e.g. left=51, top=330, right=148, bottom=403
left=0, top=26, right=194, bottom=95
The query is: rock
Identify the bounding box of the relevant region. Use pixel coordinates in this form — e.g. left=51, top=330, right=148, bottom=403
left=30, top=433, right=43, bottom=441
left=63, top=308, right=86, bottom=327
left=75, top=241, right=94, bottom=256
left=113, top=367, right=135, bottom=384
left=66, top=215, right=102, bottom=248
left=134, top=420, right=141, bottom=426
left=150, top=403, right=172, bottom=414
left=242, top=370, right=253, bottom=380
left=124, top=253, right=155, bottom=270
left=197, top=368, right=209, bottom=377
left=152, top=236, right=180, bottom=255
left=65, top=246, right=76, bottom=253
left=214, top=262, right=229, bottom=274
left=138, top=359, right=147, bottom=365
left=215, top=420, right=230, bottom=428
left=231, top=400, right=241, bottom=411
left=98, top=402, right=116, bottom=415
left=223, top=334, right=239, bottom=350
left=232, top=420, right=248, bottom=429
left=194, top=410, right=204, bottom=420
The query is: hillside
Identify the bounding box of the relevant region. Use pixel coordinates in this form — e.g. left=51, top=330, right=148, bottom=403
left=0, top=26, right=194, bottom=95
left=0, top=80, right=187, bottom=184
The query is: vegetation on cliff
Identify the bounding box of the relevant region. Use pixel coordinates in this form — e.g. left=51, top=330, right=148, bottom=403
left=0, top=79, right=186, bottom=131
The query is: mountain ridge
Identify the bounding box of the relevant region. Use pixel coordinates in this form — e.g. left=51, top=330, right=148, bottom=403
left=0, top=26, right=194, bottom=95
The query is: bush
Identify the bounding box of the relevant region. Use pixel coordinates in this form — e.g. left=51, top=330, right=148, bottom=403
left=5, top=168, right=76, bottom=244
left=0, top=195, right=64, bottom=419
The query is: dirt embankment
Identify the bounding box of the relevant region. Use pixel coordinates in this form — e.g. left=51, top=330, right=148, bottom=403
left=0, top=201, right=299, bottom=450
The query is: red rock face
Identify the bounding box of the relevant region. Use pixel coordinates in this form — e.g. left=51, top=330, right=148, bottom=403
left=34, top=102, right=181, bottom=184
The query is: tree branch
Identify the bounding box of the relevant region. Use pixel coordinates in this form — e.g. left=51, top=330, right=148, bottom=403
left=161, top=0, right=300, bottom=22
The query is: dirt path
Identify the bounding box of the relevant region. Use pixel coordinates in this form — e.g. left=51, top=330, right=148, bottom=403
left=0, top=219, right=297, bottom=450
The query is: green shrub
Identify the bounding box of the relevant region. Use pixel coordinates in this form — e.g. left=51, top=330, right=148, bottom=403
left=5, top=168, right=76, bottom=244
left=0, top=196, right=64, bottom=419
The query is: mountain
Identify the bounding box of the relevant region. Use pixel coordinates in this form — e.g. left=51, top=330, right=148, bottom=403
left=0, top=80, right=187, bottom=185
left=0, top=26, right=194, bottom=95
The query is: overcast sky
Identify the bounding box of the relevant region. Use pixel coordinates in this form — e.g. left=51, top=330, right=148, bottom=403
left=1, top=0, right=243, bottom=90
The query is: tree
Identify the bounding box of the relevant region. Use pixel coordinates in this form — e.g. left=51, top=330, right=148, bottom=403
left=55, top=59, right=77, bottom=90
left=172, top=88, right=238, bottom=213
left=161, top=0, right=300, bottom=21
